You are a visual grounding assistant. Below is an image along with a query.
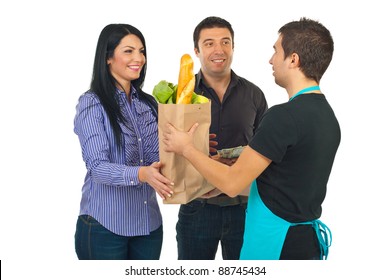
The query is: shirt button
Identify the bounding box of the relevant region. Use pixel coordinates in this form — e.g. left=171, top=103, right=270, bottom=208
left=138, top=138, right=141, bottom=142
left=144, top=201, right=147, bottom=204
left=140, top=159, right=143, bottom=163
left=130, top=181, right=134, bottom=184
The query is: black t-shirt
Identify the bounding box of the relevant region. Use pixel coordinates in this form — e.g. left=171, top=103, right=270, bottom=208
left=195, top=70, right=268, bottom=152
left=249, top=94, right=341, bottom=222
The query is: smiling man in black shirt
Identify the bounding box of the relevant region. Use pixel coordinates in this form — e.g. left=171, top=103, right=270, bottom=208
left=175, top=16, right=268, bottom=260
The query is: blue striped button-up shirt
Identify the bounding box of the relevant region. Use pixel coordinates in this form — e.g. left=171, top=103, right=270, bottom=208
left=74, top=87, right=162, bottom=236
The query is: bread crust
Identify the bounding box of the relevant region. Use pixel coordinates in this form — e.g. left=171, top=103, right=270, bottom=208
left=176, top=54, right=195, bottom=104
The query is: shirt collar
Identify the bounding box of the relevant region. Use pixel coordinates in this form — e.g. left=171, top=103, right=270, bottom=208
left=196, top=69, right=239, bottom=91
left=115, top=85, right=138, bottom=98
left=115, top=86, right=139, bottom=106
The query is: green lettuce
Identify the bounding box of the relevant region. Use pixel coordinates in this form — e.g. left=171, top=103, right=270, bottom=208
left=152, top=80, right=175, bottom=104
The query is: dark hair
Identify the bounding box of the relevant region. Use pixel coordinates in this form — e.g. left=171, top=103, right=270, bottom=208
left=193, top=16, right=234, bottom=50
left=278, top=17, right=334, bottom=83
left=90, top=23, right=156, bottom=146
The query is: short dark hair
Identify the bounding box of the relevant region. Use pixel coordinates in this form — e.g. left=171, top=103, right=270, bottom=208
left=279, top=17, right=334, bottom=83
left=193, top=16, right=234, bottom=50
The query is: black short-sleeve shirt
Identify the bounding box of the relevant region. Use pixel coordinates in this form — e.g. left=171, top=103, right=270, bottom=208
left=249, top=94, right=341, bottom=222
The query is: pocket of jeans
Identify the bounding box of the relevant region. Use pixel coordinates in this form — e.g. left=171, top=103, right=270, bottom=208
left=179, top=200, right=205, bottom=216
left=79, top=215, right=100, bottom=226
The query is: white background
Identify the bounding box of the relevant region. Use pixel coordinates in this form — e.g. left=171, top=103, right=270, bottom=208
left=1, top=0, right=388, bottom=279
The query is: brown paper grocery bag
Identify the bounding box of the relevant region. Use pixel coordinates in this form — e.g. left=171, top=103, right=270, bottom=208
left=158, top=102, right=215, bottom=204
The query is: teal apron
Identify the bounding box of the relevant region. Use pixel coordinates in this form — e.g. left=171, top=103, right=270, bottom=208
left=240, top=180, right=332, bottom=260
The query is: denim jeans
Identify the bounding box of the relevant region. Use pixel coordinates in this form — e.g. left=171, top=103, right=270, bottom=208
left=75, top=215, right=163, bottom=260
left=176, top=199, right=247, bottom=260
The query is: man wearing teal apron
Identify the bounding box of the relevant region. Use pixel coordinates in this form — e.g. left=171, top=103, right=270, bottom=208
left=237, top=83, right=340, bottom=260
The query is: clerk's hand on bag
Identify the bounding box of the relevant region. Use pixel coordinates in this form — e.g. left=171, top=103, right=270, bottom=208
left=200, top=188, right=222, bottom=199
left=209, top=133, right=218, bottom=154
left=139, top=162, right=174, bottom=200
left=163, top=123, right=197, bottom=155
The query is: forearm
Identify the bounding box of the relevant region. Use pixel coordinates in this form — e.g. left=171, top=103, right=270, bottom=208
left=182, top=146, right=246, bottom=197
left=239, top=185, right=251, bottom=196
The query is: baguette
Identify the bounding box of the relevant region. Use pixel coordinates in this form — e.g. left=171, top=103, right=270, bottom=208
left=176, top=54, right=195, bottom=104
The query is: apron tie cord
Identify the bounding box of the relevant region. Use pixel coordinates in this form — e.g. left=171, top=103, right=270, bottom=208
left=291, top=219, right=332, bottom=260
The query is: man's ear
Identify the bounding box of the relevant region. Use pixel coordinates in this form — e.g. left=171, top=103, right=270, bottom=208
left=290, top=53, right=300, bottom=67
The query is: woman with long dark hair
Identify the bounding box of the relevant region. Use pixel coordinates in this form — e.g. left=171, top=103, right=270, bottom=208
left=74, top=24, right=174, bottom=260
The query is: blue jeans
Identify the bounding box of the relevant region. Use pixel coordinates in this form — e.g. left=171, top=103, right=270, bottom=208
left=176, top=200, right=246, bottom=260
left=75, top=215, right=163, bottom=260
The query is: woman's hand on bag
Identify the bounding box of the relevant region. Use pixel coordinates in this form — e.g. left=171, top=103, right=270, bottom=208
left=163, top=123, right=197, bottom=155
left=139, top=162, right=174, bottom=200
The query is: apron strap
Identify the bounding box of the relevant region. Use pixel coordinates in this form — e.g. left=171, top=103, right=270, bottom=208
left=291, top=220, right=332, bottom=260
